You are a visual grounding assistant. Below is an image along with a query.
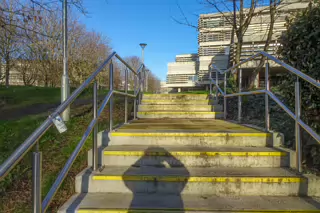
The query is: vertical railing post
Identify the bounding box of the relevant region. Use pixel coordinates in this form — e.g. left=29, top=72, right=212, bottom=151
left=295, top=77, right=302, bottom=172
left=224, top=73, right=227, bottom=120
left=137, top=72, right=140, bottom=105
left=134, top=74, right=137, bottom=120
left=124, top=68, right=128, bottom=123
left=139, top=67, right=143, bottom=104
left=143, top=67, right=146, bottom=93
left=109, top=61, right=113, bottom=132
left=32, top=144, right=42, bottom=213
left=209, top=69, right=212, bottom=96
left=265, top=62, right=270, bottom=132
left=92, top=81, right=98, bottom=171
left=216, top=68, right=219, bottom=100
left=238, top=68, right=242, bottom=122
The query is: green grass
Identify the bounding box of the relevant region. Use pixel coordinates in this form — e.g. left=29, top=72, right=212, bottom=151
left=0, top=85, right=112, bottom=110
left=0, top=86, right=60, bottom=110
left=0, top=88, right=133, bottom=212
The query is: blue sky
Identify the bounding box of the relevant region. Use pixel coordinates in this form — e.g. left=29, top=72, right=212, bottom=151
left=79, top=0, right=210, bottom=81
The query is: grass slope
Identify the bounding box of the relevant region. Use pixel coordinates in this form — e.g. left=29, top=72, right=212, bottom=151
left=0, top=86, right=133, bottom=212
left=0, top=85, right=112, bottom=110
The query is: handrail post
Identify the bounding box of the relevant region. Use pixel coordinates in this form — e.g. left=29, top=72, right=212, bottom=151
left=134, top=75, right=137, bottom=119
left=32, top=144, right=42, bottom=213
left=216, top=68, right=219, bottom=100
left=209, top=69, right=212, bottom=96
left=143, top=66, right=146, bottom=93
left=92, top=81, right=98, bottom=171
left=238, top=68, right=242, bottom=123
left=295, top=77, right=302, bottom=172
left=109, top=61, right=113, bottom=132
left=224, top=73, right=227, bottom=119
left=124, top=68, right=128, bottom=123
left=265, top=62, right=270, bottom=132
left=139, top=70, right=143, bottom=104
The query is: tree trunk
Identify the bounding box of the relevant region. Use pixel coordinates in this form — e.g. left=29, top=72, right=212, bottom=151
left=5, top=55, right=10, bottom=88
left=235, top=39, right=242, bottom=65
left=248, top=0, right=276, bottom=89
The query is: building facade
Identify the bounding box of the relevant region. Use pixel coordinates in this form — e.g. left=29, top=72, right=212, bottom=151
left=166, top=54, right=199, bottom=92
left=166, top=1, right=308, bottom=91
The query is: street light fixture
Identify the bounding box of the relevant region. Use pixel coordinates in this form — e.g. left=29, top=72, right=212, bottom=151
left=139, top=43, right=148, bottom=91
left=139, top=43, right=147, bottom=63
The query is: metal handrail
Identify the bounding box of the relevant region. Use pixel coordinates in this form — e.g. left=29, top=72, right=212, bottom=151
left=0, top=51, right=147, bottom=213
left=211, top=51, right=320, bottom=89
left=209, top=51, right=320, bottom=173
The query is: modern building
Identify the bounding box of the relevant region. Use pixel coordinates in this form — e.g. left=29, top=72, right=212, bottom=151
left=166, top=0, right=309, bottom=91
left=166, top=54, right=199, bottom=92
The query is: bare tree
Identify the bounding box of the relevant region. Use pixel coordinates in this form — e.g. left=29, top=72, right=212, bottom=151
left=15, top=59, right=38, bottom=85
left=0, top=0, right=20, bottom=87
left=0, top=0, right=86, bottom=37
left=124, top=56, right=141, bottom=90
left=147, top=71, right=161, bottom=93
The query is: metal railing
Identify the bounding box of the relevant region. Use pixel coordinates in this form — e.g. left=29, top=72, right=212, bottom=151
left=0, top=51, right=147, bottom=212
left=209, top=51, right=320, bottom=173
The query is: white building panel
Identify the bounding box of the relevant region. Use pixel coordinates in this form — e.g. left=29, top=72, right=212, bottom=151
left=168, top=62, right=197, bottom=75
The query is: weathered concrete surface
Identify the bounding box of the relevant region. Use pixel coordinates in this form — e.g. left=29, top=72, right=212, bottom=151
left=234, top=122, right=285, bottom=147
left=117, top=119, right=262, bottom=131
left=75, top=167, right=305, bottom=196
left=141, top=99, right=218, bottom=105
left=58, top=193, right=320, bottom=213
left=97, top=145, right=289, bottom=168
left=109, top=134, right=273, bottom=147
left=110, top=119, right=278, bottom=147
left=137, top=111, right=224, bottom=119
left=138, top=104, right=222, bottom=112
left=304, top=173, right=320, bottom=197
left=143, top=94, right=210, bottom=100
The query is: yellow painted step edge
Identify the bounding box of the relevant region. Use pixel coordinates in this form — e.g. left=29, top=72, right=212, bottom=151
left=103, top=151, right=287, bottom=157
left=142, top=100, right=210, bottom=102
left=137, top=112, right=222, bottom=114
left=92, top=176, right=304, bottom=183
left=78, top=209, right=320, bottom=213
left=144, top=94, right=209, bottom=96
left=111, top=132, right=271, bottom=137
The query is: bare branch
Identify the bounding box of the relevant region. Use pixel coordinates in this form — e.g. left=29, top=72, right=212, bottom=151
left=171, top=1, right=198, bottom=29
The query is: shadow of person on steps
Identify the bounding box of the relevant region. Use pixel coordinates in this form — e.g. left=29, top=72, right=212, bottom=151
left=123, top=146, right=190, bottom=212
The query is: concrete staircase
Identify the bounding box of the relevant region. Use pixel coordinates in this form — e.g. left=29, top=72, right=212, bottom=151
left=138, top=94, right=223, bottom=119
left=59, top=94, right=320, bottom=213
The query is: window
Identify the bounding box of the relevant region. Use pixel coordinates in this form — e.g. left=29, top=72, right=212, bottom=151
left=198, top=46, right=226, bottom=56
left=199, top=32, right=231, bottom=42
left=200, top=18, right=224, bottom=28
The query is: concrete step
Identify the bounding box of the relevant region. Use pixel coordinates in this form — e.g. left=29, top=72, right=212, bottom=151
left=97, top=145, right=289, bottom=168
left=138, top=104, right=222, bottom=112
left=109, top=131, right=274, bottom=147
left=143, top=94, right=210, bottom=100
left=141, top=99, right=218, bottom=105
left=59, top=193, right=320, bottom=213
left=137, top=111, right=223, bottom=119
left=109, top=119, right=280, bottom=147
left=75, top=166, right=305, bottom=196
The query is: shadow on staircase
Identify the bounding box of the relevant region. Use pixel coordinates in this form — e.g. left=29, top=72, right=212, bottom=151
left=124, top=146, right=190, bottom=212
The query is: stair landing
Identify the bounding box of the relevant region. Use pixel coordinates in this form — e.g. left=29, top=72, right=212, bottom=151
left=60, top=193, right=320, bottom=212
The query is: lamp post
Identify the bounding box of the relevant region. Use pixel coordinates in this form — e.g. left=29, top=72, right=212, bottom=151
left=139, top=43, right=148, bottom=92
left=61, top=0, right=70, bottom=121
